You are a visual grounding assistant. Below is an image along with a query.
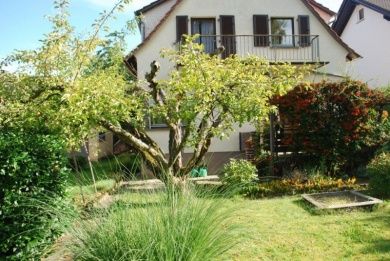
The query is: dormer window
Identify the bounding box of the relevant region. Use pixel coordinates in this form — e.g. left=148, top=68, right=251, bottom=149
left=358, top=8, right=365, bottom=22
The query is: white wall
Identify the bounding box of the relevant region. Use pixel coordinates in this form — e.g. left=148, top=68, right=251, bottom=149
left=134, top=0, right=352, bottom=153
left=342, top=5, right=390, bottom=88
left=141, top=0, right=176, bottom=39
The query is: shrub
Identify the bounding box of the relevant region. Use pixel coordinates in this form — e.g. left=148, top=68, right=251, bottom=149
left=368, top=153, right=390, bottom=198
left=0, top=128, right=69, bottom=260
left=69, top=188, right=238, bottom=260
left=271, top=80, right=390, bottom=175
left=221, top=159, right=257, bottom=187
left=245, top=175, right=358, bottom=198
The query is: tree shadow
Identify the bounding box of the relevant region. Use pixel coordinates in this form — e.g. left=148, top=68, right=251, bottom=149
left=292, top=198, right=323, bottom=215
left=364, top=239, right=390, bottom=254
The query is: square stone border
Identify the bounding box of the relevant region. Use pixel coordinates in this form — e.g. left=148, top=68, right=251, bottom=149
left=302, top=191, right=383, bottom=210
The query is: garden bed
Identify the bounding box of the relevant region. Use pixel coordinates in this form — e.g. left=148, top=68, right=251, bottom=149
left=302, top=191, right=383, bottom=210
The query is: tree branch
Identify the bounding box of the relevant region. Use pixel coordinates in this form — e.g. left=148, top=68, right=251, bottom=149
left=101, top=120, right=169, bottom=180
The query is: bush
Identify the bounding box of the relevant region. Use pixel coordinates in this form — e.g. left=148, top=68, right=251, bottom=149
left=0, top=128, right=69, bottom=260
left=70, top=188, right=237, bottom=260
left=221, top=159, right=257, bottom=187
left=270, top=80, right=390, bottom=175
left=245, top=175, right=358, bottom=198
left=368, top=153, right=390, bottom=198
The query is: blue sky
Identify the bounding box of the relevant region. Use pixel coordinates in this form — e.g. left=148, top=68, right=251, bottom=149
left=0, top=0, right=342, bottom=59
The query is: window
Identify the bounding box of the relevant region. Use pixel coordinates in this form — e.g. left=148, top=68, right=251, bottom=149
left=98, top=132, right=106, bottom=142
left=150, top=115, right=167, bottom=128
left=191, top=18, right=216, bottom=54
left=271, top=18, right=294, bottom=46
left=358, top=8, right=365, bottom=21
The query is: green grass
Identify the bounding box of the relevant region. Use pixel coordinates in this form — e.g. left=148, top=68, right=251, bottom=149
left=110, top=192, right=390, bottom=261
left=221, top=197, right=390, bottom=261
left=67, top=153, right=141, bottom=186
left=68, top=188, right=238, bottom=261
left=65, top=153, right=140, bottom=205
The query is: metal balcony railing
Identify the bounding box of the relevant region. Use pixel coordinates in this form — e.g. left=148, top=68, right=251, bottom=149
left=179, top=35, right=320, bottom=63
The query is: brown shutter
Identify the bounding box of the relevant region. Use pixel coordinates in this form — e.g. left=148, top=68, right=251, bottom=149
left=253, top=15, right=269, bottom=47
left=220, top=16, right=236, bottom=58
left=298, top=15, right=311, bottom=47
left=176, top=16, right=188, bottom=43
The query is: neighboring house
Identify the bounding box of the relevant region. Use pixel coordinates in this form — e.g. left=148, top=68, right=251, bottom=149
left=97, top=0, right=358, bottom=172
left=308, top=0, right=337, bottom=24
left=333, top=0, right=390, bottom=88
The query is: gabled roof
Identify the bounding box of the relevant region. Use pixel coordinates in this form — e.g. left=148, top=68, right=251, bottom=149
left=135, top=0, right=169, bottom=16
left=333, top=0, right=390, bottom=35
left=127, top=0, right=360, bottom=61
left=308, top=0, right=337, bottom=16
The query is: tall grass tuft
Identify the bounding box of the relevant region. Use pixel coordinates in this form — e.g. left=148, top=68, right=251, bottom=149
left=69, top=184, right=239, bottom=260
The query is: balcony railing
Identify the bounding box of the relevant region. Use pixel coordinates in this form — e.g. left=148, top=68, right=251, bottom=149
left=180, top=35, right=320, bottom=63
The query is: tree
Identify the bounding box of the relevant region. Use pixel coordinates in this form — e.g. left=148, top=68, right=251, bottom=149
left=67, top=37, right=308, bottom=184
left=1, top=0, right=309, bottom=185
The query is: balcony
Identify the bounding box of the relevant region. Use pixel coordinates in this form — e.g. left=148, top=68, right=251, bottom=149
left=181, top=35, right=321, bottom=63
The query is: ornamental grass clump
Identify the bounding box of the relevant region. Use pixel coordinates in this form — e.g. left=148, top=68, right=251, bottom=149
left=69, top=185, right=239, bottom=261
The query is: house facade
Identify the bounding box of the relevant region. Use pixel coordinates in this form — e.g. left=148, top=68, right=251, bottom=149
left=333, top=0, right=390, bottom=88
left=120, top=0, right=360, bottom=173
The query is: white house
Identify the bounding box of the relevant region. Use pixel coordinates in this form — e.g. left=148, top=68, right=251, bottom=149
left=333, top=0, right=390, bottom=88
left=119, top=0, right=360, bottom=173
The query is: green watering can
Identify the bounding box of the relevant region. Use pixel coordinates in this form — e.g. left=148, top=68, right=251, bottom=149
left=190, top=167, right=208, bottom=178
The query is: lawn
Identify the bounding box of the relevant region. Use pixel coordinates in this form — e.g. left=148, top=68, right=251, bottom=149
left=61, top=152, right=390, bottom=260
left=65, top=153, right=140, bottom=205
left=115, top=191, right=390, bottom=261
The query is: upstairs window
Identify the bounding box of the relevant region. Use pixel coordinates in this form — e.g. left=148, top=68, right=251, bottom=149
left=191, top=18, right=216, bottom=54
left=358, top=8, right=365, bottom=22
left=271, top=18, right=294, bottom=46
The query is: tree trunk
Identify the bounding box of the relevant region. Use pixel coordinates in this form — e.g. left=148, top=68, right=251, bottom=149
left=83, top=143, right=97, bottom=193
left=72, top=154, right=85, bottom=204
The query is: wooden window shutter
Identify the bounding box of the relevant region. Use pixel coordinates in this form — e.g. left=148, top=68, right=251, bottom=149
left=253, top=15, right=269, bottom=47
left=176, top=16, right=188, bottom=43
left=298, top=15, right=311, bottom=47
left=220, top=15, right=236, bottom=58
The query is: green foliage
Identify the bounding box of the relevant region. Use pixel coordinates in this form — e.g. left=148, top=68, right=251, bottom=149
left=222, top=159, right=257, bottom=187
left=2, top=0, right=310, bottom=181
left=271, top=80, right=390, bottom=175
left=69, top=153, right=141, bottom=185
left=368, top=153, right=390, bottom=198
left=0, top=0, right=136, bottom=150
left=245, top=174, right=358, bottom=198
left=69, top=188, right=238, bottom=260
left=0, top=127, right=69, bottom=260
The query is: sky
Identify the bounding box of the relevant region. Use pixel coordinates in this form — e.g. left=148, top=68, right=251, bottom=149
left=0, top=0, right=343, bottom=60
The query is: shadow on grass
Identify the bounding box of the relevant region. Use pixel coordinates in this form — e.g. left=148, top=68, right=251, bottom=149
left=112, top=201, right=163, bottom=210
left=364, top=239, right=390, bottom=254
left=358, top=213, right=390, bottom=255
left=292, top=198, right=323, bottom=215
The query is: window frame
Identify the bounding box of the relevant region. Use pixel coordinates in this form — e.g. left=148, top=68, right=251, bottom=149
left=270, top=17, right=296, bottom=47
left=98, top=132, right=106, bottom=142
left=190, top=18, right=217, bottom=54
left=149, top=115, right=168, bottom=129
left=358, top=8, right=365, bottom=22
